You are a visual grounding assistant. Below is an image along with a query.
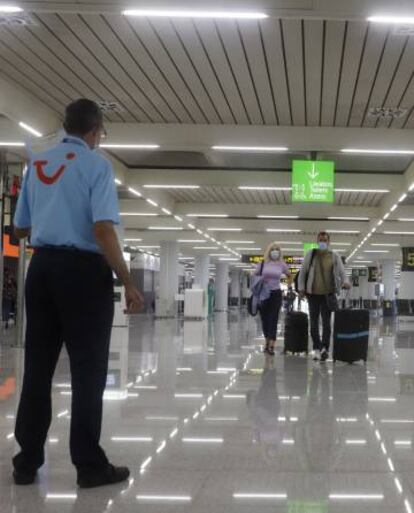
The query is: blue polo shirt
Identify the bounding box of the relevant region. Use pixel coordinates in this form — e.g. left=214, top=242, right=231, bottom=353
left=14, top=136, right=120, bottom=253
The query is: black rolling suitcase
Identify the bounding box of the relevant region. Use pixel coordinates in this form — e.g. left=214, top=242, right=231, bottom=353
left=284, top=311, right=309, bottom=354
left=333, top=309, right=369, bottom=364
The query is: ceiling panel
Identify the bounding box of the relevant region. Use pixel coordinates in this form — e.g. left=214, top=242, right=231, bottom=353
left=303, top=19, right=324, bottom=126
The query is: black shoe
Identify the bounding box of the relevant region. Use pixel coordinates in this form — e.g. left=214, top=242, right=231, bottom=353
left=320, top=349, right=328, bottom=363
left=77, top=464, right=130, bottom=489
left=13, top=469, right=36, bottom=485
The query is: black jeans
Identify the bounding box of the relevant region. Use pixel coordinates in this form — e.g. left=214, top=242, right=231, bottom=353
left=307, top=294, right=332, bottom=351
left=13, top=248, right=114, bottom=473
left=259, top=290, right=282, bottom=340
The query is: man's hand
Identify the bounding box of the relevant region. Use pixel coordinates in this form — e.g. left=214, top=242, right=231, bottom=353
left=342, top=282, right=351, bottom=290
left=299, top=291, right=306, bottom=300
left=125, top=285, right=144, bottom=314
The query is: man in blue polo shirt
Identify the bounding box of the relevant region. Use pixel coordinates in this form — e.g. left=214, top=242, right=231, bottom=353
left=12, top=99, right=143, bottom=488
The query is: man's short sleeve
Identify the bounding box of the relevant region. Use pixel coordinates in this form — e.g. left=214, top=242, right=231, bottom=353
left=90, top=159, right=120, bottom=224
left=14, top=169, right=31, bottom=228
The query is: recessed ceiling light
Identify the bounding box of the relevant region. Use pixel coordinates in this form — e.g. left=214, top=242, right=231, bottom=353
left=188, top=224, right=196, bottom=230
left=162, top=207, right=172, bottom=215
left=371, top=243, right=399, bottom=246
left=100, top=144, right=159, bottom=149
left=193, top=246, right=219, bottom=250
left=209, top=253, right=232, bottom=257
left=326, top=230, right=360, bottom=234
left=331, top=242, right=352, bottom=246
left=178, top=240, right=206, bottom=243
left=225, top=240, right=255, bottom=244
left=136, top=495, right=192, bottom=502
left=120, top=212, right=158, bottom=216
left=174, top=215, right=183, bottom=222
left=384, top=231, right=414, bottom=235
left=257, top=215, right=299, bottom=219
left=235, top=247, right=262, bottom=251
left=219, top=258, right=240, bottom=261
left=146, top=199, right=158, bottom=207
left=207, top=228, right=242, bottom=232
left=147, top=227, right=183, bottom=231
left=124, top=238, right=143, bottom=242
left=342, top=148, right=414, bottom=155
left=0, top=141, right=25, bottom=147
left=233, top=493, right=287, bottom=499
left=266, top=229, right=301, bottom=233
left=114, top=178, right=122, bottom=185
left=136, top=245, right=160, bottom=248
left=364, top=250, right=390, bottom=253
left=328, top=216, right=370, bottom=221
left=186, top=214, right=229, bottom=218
left=128, top=187, right=142, bottom=197
left=399, top=193, right=408, bottom=203
left=213, top=145, right=288, bottom=152
left=143, top=185, right=200, bottom=189
left=239, top=186, right=291, bottom=191
left=123, top=9, right=268, bottom=19
left=18, top=121, right=42, bottom=137
left=0, top=5, right=23, bottom=12
left=336, top=188, right=390, bottom=194
left=367, top=15, right=414, bottom=25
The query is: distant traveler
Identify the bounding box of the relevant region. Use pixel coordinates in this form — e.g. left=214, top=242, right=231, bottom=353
left=12, top=99, right=143, bottom=487
left=298, top=232, right=350, bottom=362
left=2, top=268, right=16, bottom=329
left=254, top=243, right=292, bottom=356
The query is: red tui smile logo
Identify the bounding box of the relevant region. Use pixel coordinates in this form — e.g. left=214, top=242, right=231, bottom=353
left=34, top=152, right=76, bottom=185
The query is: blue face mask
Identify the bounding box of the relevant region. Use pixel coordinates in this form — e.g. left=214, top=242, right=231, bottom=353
left=318, top=242, right=328, bottom=251
left=270, top=250, right=280, bottom=260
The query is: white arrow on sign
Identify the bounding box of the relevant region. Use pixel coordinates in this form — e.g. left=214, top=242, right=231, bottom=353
left=308, top=162, right=318, bottom=180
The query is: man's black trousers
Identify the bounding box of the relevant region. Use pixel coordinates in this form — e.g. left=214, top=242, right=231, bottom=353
left=13, top=248, right=114, bottom=473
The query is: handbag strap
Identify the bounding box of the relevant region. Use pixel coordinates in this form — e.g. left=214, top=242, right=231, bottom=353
left=260, top=260, right=264, bottom=275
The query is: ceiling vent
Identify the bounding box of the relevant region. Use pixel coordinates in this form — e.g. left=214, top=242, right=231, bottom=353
left=367, top=107, right=408, bottom=120
left=0, top=14, right=37, bottom=26
left=96, top=100, right=125, bottom=114
left=393, top=25, right=414, bottom=36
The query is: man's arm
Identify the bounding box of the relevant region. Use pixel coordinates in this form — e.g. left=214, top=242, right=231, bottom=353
left=336, top=253, right=351, bottom=289
left=93, top=221, right=144, bottom=313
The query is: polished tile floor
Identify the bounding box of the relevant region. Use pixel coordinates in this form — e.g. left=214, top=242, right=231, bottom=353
left=1, top=311, right=414, bottom=512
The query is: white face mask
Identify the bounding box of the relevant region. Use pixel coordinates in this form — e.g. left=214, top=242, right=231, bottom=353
left=270, top=250, right=280, bottom=261
left=318, top=242, right=329, bottom=251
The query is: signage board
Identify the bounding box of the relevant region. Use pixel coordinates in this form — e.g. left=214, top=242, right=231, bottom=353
left=368, top=266, right=378, bottom=283
left=292, top=160, right=335, bottom=203
left=402, top=247, right=414, bottom=272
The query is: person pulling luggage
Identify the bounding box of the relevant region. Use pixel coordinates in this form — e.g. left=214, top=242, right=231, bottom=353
left=298, top=232, right=350, bottom=362
left=254, top=243, right=292, bottom=356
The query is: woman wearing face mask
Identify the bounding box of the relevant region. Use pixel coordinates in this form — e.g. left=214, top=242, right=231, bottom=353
left=255, top=243, right=292, bottom=356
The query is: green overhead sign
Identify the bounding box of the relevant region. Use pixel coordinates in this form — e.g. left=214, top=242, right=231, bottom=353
left=303, top=243, right=319, bottom=255
left=292, top=160, right=335, bottom=203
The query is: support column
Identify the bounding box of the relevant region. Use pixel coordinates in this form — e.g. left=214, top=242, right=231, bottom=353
left=399, top=249, right=414, bottom=320
left=156, top=241, right=179, bottom=318
left=382, top=259, right=397, bottom=317
left=194, top=254, right=210, bottom=289
left=215, top=262, right=229, bottom=312
left=229, top=268, right=241, bottom=307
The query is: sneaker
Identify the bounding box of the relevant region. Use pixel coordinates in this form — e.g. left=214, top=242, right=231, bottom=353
left=312, top=350, right=321, bottom=361
left=13, top=469, right=37, bottom=485
left=77, top=464, right=130, bottom=489
left=320, top=348, right=329, bottom=363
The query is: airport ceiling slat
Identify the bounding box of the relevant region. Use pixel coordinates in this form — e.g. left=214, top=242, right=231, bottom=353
left=65, top=13, right=161, bottom=123
left=104, top=15, right=193, bottom=123
left=362, top=31, right=408, bottom=129
left=320, top=20, right=347, bottom=127
left=84, top=14, right=181, bottom=123
left=237, top=21, right=278, bottom=125
left=145, top=18, right=222, bottom=124
left=126, top=17, right=208, bottom=123
left=382, top=37, right=414, bottom=129
left=303, top=19, right=324, bottom=126
left=214, top=19, right=263, bottom=125
left=193, top=19, right=250, bottom=124
left=280, top=19, right=306, bottom=126
left=170, top=18, right=235, bottom=124
left=259, top=18, right=292, bottom=125
left=0, top=50, right=65, bottom=114
left=335, top=21, right=368, bottom=127
left=347, top=24, right=389, bottom=127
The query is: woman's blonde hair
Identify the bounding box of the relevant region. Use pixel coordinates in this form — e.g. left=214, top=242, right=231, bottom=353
left=263, top=242, right=282, bottom=262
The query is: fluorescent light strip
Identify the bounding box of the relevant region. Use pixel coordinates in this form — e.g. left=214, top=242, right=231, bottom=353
left=46, top=494, right=77, bottom=500
left=127, top=187, right=142, bottom=197
left=174, top=393, right=203, bottom=398
left=193, top=246, right=218, bottom=249
left=368, top=15, right=414, bottom=25
left=364, top=250, right=389, bottom=253
left=225, top=240, right=255, bottom=244
left=207, top=228, right=242, bottom=232
left=123, top=10, right=268, bottom=19
left=213, top=145, right=288, bottom=152
left=384, top=231, right=414, bottom=235
left=101, top=143, right=159, bottom=149
left=236, top=247, right=262, bottom=250
left=124, top=238, right=143, bottom=242
left=111, top=436, right=153, bottom=442
left=178, top=239, right=206, bottom=243
left=143, top=185, right=199, bottom=189
left=328, top=216, right=370, bottom=221
left=342, top=148, right=414, bottom=155
left=238, top=186, right=291, bottom=191
left=257, top=215, right=299, bottom=219
left=371, top=243, right=399, bottom=246
left=336, top=188, right=390, bottom=193
left=19, top=121, right=42, bottom=137
left=148, top=226, right=183, bottom=230
left=398, top=218, right=414, bottom=222
left=114, top=178, right=122, bottom=185
left=0, top=6, right=23, bottom=13
left=329, top=494, right=384, bottom=500
left=136, top=495, right=191, bottom=502
left=162, top=207, right=172, bottom=215
left=187, top=214, right=229, bottom=218
left=266, top=228, right=301, bottom=233
left=233, top=493, right=287, bottom=499
left=0, top=141, right=25, bottom=147
left=182, top=438, right=223, bottom=443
